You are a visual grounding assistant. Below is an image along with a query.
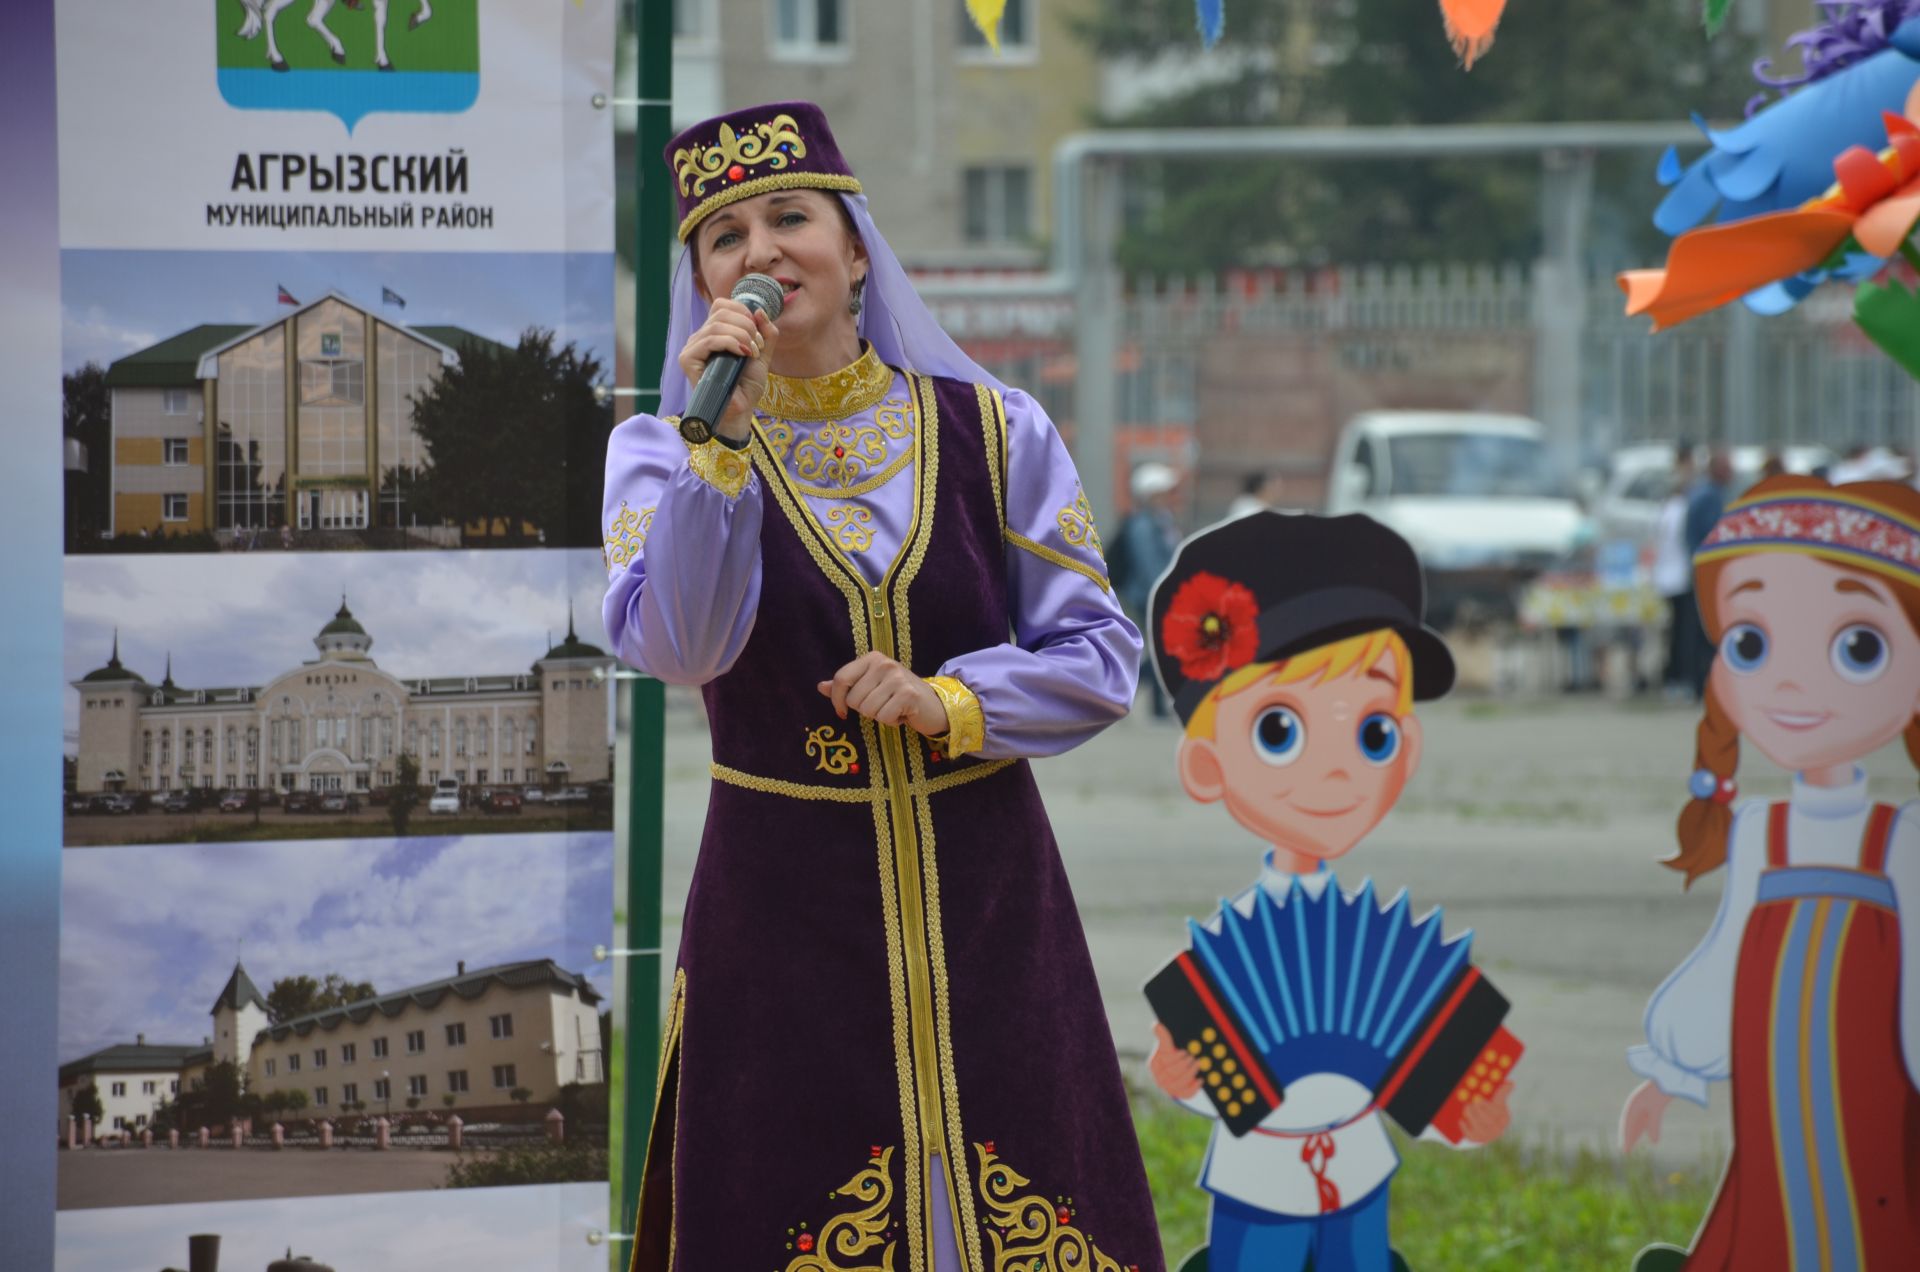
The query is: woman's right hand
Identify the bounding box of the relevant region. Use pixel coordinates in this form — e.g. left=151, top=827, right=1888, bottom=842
left=1149, top=1023, right=1204, bottom=1100
left=677, top=298, right=780, bottom=443
left=1619, top=1079, right=1672, bottom=1151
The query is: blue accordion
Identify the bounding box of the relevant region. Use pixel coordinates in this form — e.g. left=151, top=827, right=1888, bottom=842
left=1146, top=877, right=1522, bottom=1140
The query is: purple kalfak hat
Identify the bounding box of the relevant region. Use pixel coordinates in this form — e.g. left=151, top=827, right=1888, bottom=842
left=665, top=101, right=863, bottom=243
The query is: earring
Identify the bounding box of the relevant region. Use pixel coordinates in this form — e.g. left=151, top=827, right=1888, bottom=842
left=848, top=278, right=865, bottom=316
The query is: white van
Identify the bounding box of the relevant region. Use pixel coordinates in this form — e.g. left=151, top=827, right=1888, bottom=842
left=1324, top=411, right=1586, bottom=622
left=427, top=777, right=461, bottom=815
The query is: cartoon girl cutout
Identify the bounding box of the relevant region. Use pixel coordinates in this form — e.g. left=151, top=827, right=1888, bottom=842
left=1622, top=475, right=1920, bottom=1269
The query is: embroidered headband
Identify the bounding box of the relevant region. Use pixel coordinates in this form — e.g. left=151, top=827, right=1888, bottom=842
left=664, top=100, right=863, bottom=242
left=1694, top=489, right=1920, bottom=588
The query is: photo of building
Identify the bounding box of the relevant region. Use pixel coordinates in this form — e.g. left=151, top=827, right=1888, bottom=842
left=71, top=597, right=612, bottom=799
left=98, top=293, right=498, bottom=543
left=59, top=957, right=604, bottom=1137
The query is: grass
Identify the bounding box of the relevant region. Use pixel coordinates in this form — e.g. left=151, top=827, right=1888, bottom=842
left=1134, top=1097, right=1716, bottom=1270
left=217, top=0, right=479, bottom=73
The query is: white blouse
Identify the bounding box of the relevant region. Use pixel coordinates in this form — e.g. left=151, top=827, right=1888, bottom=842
left=1629, top=769, right=1920, bottom=1106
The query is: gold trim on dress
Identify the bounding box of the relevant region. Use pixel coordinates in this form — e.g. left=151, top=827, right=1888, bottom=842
left=761, top=345, right=895, bottom=422
left=629, top=969, right=688, bottom=1272
left=805, top=725, right=861, bottom=774
left=686, top=436, right=754, bottom=498
left=603, top=500, right=655, bottom=573
left=923, top=677, right=985, bottom=759
left=1056, top=486, right=1106, bottom=560
left=1005, top=530, right=1113, bottom=594
left=973, top=1143, right=1128, bottom=1272
left=708, top=758, right=1010, bottom=802
left=828, top=504, right=878, bottom=553
left=779, top=1146, right=899, bottom=1272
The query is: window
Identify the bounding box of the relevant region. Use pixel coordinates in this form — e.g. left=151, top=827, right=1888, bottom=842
left=372, top=1036, right=388, bottom=1059
left=312, top=1048, right=326, bottom=1069
left=170, top=1080, right=178, bottom=1094
left=576, top=1056, right=586, bottom=1080
left=266, top=1059, right=276, bottom=1077
left=503, top=768, right=514, bottom=783
left=407, top=1075, right=428, bottom=1098
left=771, top=0, right=845, bottom=56
left=313, top=1086, right=328, bottom=1107
left=491, top=1064, right=518, bottom=1089
left=405, top=1030, right=425, bottom=1055
left=111, top=1082, right=126, bottom=1097
left=341, top=1082, right=358, bottom=1104
left=162, top=494, right=189, bottom=522
left=429, top=722, right=440, bottom=757
left=288, top=1054, right=300, bottom=1072
left=454, top=719, right=467, bottom=757
left=445, top=1022, right=466, bottom=1047
left=163, top=388, right=192, bottom=415
left=489, top=1013, right=513, bottom=1040
left=963, top=165, right=1032, bottom=244
left=141, top=1080, right=156, bottom=1095
left=113, top=1116, right=127, bottom=1130
left=958, top=0, right=1031, bottom=52
left=341, top=1043, right=356, bottom=1064
left=163, top=438, right=190, bottom=465
left=372, top=1078, right=390, bottom=1101
left=672, top=0, right=712, bottom=40
left=446, top=1069, right=469, bottom=1093
left=225, top=727, right=237, bottom=763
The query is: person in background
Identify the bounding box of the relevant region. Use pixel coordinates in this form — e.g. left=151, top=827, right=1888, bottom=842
left=1681, top=448, right=1732, bottom=700
left=1654, top=445, right=1697, bottom=701
left=1114, top=461, right=1183, bottom=718
left=1227, top=469, right=1289, bottom=518
left=1756, top=451, right=1786, bottom=482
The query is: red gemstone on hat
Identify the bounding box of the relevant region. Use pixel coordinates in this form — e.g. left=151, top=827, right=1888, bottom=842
left=982, top=1140, right=995, bottom=1153
left=727, top=163, right=746, bottom=181
left=1057, top=1206, right=1072, bottom=1224
left=869, top=1144, right=883, bottom=1158
left=796, top=1233, right=814, bottom=1253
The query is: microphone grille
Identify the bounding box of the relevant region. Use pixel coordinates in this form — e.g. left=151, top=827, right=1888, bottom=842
left=732, top=273, right=785, bottom=321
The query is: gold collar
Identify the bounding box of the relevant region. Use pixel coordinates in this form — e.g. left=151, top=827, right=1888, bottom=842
left=759, top=344, right=894, bottom=422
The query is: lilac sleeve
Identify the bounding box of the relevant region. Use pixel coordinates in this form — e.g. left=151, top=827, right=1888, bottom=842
left=600, top=413, right=764, bottom=685
left=938, top=389, right=1142, bottom=758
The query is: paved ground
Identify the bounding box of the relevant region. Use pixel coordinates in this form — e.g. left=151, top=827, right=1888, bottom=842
left=649, top=688, right=1919, bottom=1168
left=57, top=1146, right=457, bottom=1209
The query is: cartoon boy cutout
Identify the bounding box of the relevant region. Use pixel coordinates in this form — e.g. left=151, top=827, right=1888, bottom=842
left=1144, top=512, right=1516, bottom=1272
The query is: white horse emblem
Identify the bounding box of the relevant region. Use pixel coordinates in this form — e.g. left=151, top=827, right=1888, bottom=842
left=236, top=0, right=435, bottom=73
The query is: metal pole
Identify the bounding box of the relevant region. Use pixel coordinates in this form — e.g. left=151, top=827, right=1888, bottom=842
left=615, top=0, right=670, bottom=1257
left=1534, top=147, right=1595, bottom=456
left=1074, top=157, right=1122, bottom=530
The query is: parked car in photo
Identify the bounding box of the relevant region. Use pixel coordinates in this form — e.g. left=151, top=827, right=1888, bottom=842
left=218, top=791, right=254, bottom=814
left=160, top=792, right=194, bottom=814
left=95, top=794, right=136, bottom=815
left=428, top=778, right=461, bottom=815
left=282, top=791, right=321, bottom=814
left=1324, top=411, right=1588, bottom=623
left=318, top=793, right=362, bottom=813
left=65, top=793, right=92, bottom=815
left=1591, top=443, right=1833, bottom=546
left=483, top=788, right=523, bottom=814
left=546, top=786, right=590, bottom=805
left=520, top=785, right=547, bottom=803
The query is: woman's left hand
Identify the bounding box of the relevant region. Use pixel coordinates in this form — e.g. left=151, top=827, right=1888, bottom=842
left=1460, top=1080, right=1515, bottom=1145
left=819, top=652, right=951, bottom=736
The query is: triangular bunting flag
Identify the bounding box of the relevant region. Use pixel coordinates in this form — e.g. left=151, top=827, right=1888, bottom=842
left=1439, top=0, right=1506, bottom=69
left=965, top=0, right=1005, bottom=52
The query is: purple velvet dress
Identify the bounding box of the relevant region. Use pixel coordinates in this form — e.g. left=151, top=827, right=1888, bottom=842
left=602, top=350, right=1164, bottom=1271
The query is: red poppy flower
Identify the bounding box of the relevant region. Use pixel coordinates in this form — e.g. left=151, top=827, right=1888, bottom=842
left=1162, top=572, right=1260, bottom=682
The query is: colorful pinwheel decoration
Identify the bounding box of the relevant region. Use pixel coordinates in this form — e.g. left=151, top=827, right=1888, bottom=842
left=1624, top=5, right=1920, bottom=380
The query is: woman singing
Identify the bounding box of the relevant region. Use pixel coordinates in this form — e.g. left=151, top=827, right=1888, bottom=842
left=602, top=101, right=1164, bottom=1271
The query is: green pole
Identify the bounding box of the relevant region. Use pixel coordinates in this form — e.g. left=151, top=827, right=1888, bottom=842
left=614, top=0, right=672, bottom=1260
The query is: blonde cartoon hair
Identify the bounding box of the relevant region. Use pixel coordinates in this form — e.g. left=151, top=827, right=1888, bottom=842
left=1185, top=628, right=1414, bottom=741
left=1673, top=475, right=1920, bottom=884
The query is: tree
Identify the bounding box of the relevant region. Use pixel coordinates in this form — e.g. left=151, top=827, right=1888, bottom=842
left=70, top=1083, right=104, bottom=1125
left=63, top=363, right=110, bottom=548
left=266, top=972, right=379, bottom=1024
left=407, top=328, right=613, bottom=548
left=1071, top=0, right=1765, bottom=270
left=198, top=1060, right=246, bottom=1127
left=389, top=751, right=423, bottom=837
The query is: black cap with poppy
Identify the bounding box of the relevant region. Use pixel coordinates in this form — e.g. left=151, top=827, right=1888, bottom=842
left=1146, top=511, right=1455, bottom=724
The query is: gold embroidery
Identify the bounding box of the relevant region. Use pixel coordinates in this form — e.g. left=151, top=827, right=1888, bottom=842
left=631, top=969, right=687, bottom=1269
left=679, top=172, right=865, bottom=242
left=708, top=758, right=1010, bottom=802
left=1005, top=530, right=1113, bottom=594
left=974, top=1144, right=1127, bottom=1272
left=796, top=419, right=891, bottom=488
left=780, top=1146, right=898, bottom=1272
left=686, top=437, right=753, bottom=498
left=1056, top=486, right=1106, bottom=561
left=874, top=399, right=915, bottom=440
left=805, top=725, right=861, bottom=775
left=674, top=114, right=805, bottom=199
left=923, top=677, right=985, bottom=759
left=762, top=419, right=796, bottom=462
left=761, top=346, right=894, bottom=422
left=792, top=445, right=914, bottom=500
left=828, top=504, right=877, bottom=552
left=603, top=501, right=656, bottom=572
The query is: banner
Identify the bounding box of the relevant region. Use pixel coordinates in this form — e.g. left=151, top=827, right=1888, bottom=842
left=50, top=3, right=618, bottom=1267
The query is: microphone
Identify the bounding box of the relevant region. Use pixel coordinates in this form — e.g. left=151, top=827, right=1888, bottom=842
left=679, top=273, right=786, bottom=445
